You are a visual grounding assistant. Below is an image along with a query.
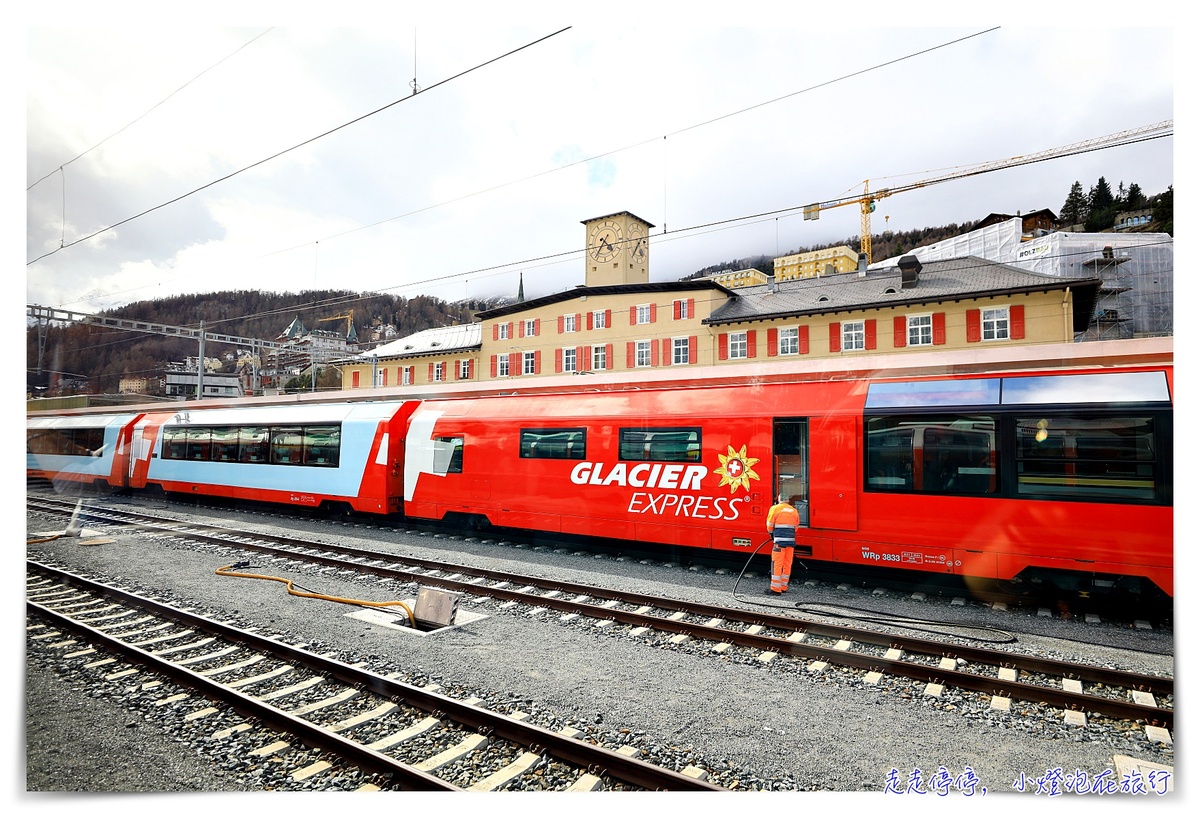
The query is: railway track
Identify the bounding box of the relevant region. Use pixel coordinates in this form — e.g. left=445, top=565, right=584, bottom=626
left=27, top=560, right=722, bottom=792
left=28, top=495, right=1174, bottom=738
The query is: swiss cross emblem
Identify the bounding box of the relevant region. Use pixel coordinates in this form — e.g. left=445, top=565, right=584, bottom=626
left=715, top=444, right=760, bottom=494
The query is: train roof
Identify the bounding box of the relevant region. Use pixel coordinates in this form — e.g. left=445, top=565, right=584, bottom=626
left=27, top=336, right=1171, bottom=419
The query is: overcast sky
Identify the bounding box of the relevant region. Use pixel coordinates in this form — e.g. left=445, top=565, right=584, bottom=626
left=22, top=7, right=1176, bottom=320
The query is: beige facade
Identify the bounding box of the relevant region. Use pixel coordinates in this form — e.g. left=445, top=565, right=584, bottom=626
left=705, top=268, right=769, bottom=289
left=341, top=214, right=1095, bottom=391
left=773, top=245, right=859, bottom=281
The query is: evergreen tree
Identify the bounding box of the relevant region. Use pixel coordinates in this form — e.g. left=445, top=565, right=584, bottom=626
left=1127, top=183, right=1145, bottom=209
left=1060, top=181, right=1087, bottom=225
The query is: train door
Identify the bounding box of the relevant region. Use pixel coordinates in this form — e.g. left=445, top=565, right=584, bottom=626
left=772, top=419, right=809, bottom=527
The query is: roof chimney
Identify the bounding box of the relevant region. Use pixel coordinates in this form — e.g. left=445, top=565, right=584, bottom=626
left=857, top=252, right=868, bottom=276
left=899, top=255, right=921, bottom=288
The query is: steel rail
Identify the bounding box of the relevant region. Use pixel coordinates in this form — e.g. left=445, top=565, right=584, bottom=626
left=27, top=559, right=724, bottom=791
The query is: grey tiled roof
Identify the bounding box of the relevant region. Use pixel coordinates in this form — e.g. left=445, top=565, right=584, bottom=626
left=705, top=256, right=1101, bottom=330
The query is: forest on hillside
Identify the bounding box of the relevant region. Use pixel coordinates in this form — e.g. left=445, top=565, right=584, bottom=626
left=28, top=176, right=1172, bottom=396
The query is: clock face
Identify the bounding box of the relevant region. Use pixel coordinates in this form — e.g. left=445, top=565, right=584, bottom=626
left=628, top=222, right=647, bottom=263
left=589, top=219, right=623, bottom=262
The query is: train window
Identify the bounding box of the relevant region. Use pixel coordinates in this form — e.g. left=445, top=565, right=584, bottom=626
left=1015, top=416, right=1157, bottom=501
left=270, top=427, right=303, bottom=465
left=866, top=379, right=1000, bottom=409
left=1001, top=371, right=1171, bottom=405
left=238, top=427, right=269, bottom=463
left=432, top=436, right=463, bottom=475
left=618, top=428, right=701, bottom=462
left=866, top=416, right=995, bottom=495
left=212, top=427, right=240, bottom=462
left=27, top=427, right=106, bottom=456
left=302, top=426, right=341, bottom=467
left=163, top=426, right=188, bottom=460
left=520, top=428, right=586, bottom=459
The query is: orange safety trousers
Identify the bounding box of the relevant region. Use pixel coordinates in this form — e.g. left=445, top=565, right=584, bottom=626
left=770, top=542, right=794, bottom=592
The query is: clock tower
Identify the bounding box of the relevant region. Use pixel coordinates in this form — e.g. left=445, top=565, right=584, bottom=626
left=583, top=211, right=654, bottom=287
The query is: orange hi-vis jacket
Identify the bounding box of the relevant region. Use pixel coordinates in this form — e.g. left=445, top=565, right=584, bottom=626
left=766, top=502, right=800, bottom=545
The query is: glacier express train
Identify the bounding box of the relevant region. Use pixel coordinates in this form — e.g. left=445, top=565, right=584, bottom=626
left=27, top=339, right=1173, bottom=598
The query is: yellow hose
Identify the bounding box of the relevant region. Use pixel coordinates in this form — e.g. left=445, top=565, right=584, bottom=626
left=216, top=563, right=416, bottom=626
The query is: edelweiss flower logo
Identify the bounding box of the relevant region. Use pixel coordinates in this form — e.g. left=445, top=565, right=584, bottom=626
left=715, top=444, right=760, bottom=493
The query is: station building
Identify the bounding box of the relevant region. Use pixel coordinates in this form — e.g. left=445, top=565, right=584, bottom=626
left=339, top=210, right=1103, bottom=390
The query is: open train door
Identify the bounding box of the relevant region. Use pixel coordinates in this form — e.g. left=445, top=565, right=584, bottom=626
left=772, top=419, right=810, bottom=527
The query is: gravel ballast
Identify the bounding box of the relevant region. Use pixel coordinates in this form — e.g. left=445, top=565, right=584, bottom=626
left=24, top=500, right=1176, bottom=797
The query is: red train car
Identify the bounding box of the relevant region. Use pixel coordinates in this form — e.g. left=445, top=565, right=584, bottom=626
left=403, top=354, right=1172, bottom=597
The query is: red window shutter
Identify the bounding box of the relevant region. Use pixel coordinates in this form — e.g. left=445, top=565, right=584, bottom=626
left=767, top=328, right=778, bottom=357
left=687, top=298, right=695, bottom=318
left=933, top=312, right=946, bottom=345
left=575, top=313, right=581, bottom=330
left=718, top=333, right=729, bottom=360
left=865, top=319, right=877, bottom=351
left=894, top=316, right=907, bottom=348
left=558, top=315, right=564, bottom=334
left=555, top=348, right=562, bottom=373
left=534, top=350, right=542, bottom=374
left=829, top=323, right=841, bottom=353
left=453, top=360, right=460, bottom=381
left=651, top=340, right=660, bottom=366
left=534, top=318, right=540, bottom=337
left=578, top=345, right=586, bottom=368
left=587, top=312, right=593, bottom=330
left=510, top=352, right=520, bottom=375
left=626, top=341, right=635, bottom=368
left=492, top=324, right=499, bottom=341
left=427, top=364, right=434, bottom=381
left=629, top=306, right=637, bottom=324
left=688, top=336, right=697, bottom=364
left=799, top=326, right=809, bottom=354
left=518, top=320, right=525, bottom=338
left=468, top=360, right=474, bottom=379
left=661, top=338, right=672, bottom=362
left=673, top=300, right=681, bottom=320
left=605, top=343, right=613, bottom=368
left=604, top=309, right=612, bottom=328
left=1010, top=305, right=1025, bottom=339
left=649, top=303, right=657, bottom=323
left=490, top=355, right=497, bottom=378
left=747, top=330, right=757, bottom=359
left=966, top=309, right=981, bottom=343
left=352, top=371, right=360, bottom=388
left=381, top=369, right=388, bottom=386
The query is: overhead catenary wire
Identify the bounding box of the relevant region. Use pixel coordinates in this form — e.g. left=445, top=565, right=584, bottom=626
left=27, top=26, right=572, bottom=266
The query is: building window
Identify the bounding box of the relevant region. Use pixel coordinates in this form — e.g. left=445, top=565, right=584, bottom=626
left=982, top=307, right=1009, bottom=340
left=375, top=368, right=387, bottom=387
left=729, top=331, right=748, bottom=359
left=908, top=314, right=933, bottom=346
left=433, top=362, right=445, bottom=382
left=635, top=304, right=651, bottom=324
left=563, top=347, right=577, bottom=373
left=674, top=299, right=693, bottom=320
left=593, top=345, right=608, bottom=371
left=523, top=351, right=537, bottom=375
left=498, top=355, right=510, bottom=377
left=779, top=327, right=799, bottom=355
left=842, top=321, right=866, bottom=351
left=635, top=340, right=652, bottom=367
left=672, top=337, right=690, bottom=365
left=498, top=323, right=510, bottom=340
left=524, top=319, right=537, bottom=337
left=563, top=314, right=577, bottom=333
left=593, top=310, right=608, bottom=330
left=459, top=360, right=471, bottom=380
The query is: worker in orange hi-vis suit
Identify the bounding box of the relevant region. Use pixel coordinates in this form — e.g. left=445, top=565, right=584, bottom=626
left=765, top=494, right=800, bottom=594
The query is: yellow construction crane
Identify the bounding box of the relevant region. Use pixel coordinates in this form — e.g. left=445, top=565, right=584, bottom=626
left=318, top=310, right=355, bottom=337
left=802, top=120, right=1172, bottom=265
